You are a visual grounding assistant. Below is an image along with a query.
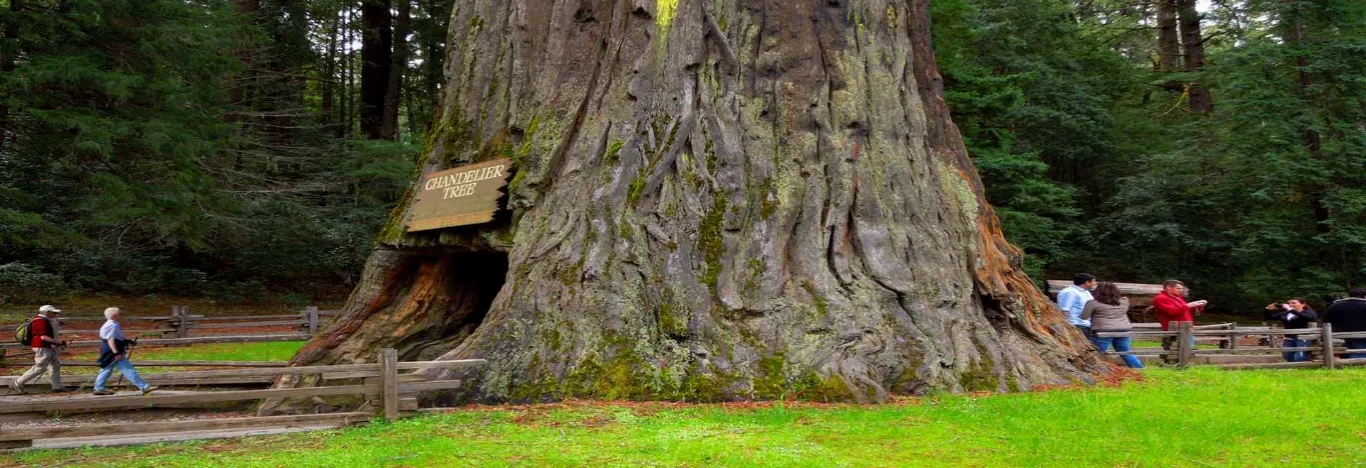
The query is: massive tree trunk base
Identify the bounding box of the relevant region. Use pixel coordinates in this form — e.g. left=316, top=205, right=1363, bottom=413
left=263, top=0, right=1108, bottom=412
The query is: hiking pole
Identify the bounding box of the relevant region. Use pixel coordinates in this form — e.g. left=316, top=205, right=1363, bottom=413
left=111, top=338, right=138, bottom=391
left=112, top=364, right=124, bottom=391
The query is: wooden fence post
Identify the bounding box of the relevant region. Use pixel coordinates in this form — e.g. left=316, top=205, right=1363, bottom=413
left=177, top=306, right=192, bottom=339
left=1177, top=321, right=1194, bottom=368
left=1228, top=324, right=1239, bottom=350
left=168, top=307, right=178, bottom=338
left=306, top=306, right=319, bottom=335
left=1321, top=323, right=1335, bottom=370
left=379, top=348, right=399, bottom=420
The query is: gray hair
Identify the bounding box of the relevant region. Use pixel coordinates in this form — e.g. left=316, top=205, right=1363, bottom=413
left=103, top=307, right=121, bottom=320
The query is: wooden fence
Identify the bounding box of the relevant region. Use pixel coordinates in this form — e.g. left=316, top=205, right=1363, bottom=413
left=1130, top=322, right=1242, bottom=348
left=1096, top=322, right=1366, bottom=369
left=0, top=306, right=337, bottom=354
left=0, top=349, right=484, bottom=450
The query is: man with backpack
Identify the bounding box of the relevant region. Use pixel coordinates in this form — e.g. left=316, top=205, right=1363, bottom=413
left=9, top=305, right=73, bottom=394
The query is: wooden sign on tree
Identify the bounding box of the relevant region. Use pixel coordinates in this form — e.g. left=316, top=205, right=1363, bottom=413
left=405, top=158, right=512, bottom=231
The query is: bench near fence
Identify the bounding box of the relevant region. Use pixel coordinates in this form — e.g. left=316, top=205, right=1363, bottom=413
left=0, top=349, right=483, bottom=450
left=1096, top=321, right=1366, bottom=369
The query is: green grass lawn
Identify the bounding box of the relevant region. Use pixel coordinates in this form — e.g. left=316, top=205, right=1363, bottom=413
left=2, top=342, right=303, bottom=376
left=3, top=367, right=1363, bottom=467
left=80, top=341, right=305, bottom=362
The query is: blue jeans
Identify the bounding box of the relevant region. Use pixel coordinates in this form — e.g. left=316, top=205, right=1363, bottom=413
left=1092, top=336, right=1144, bottom=369
left=1345, top=339, right=1366, bottom=359
left=1282, top=338, right=1309, bottom=362
left=94, top=357, right=150, bottom=391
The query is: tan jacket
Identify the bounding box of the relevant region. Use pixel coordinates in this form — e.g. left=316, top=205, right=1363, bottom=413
left=1082, top=298, right=1132, bottom=335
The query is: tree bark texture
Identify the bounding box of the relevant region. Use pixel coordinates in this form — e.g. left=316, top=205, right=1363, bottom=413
left=1175, top=0, right=1211, bottom=113
left=227, top=0, right=261, bottom=118
left=1284, top=6, right=1329, bottom=237
left=339, top=6, right=351, bottom=137
left=1156, top=0, right=1180, bottom=73
left=274, top=0, right=1107, bottom=407
left=385, top=0, right=412, bottom=141
left=322, top=9, right=339, bottom=128
left=0, top=0, right=19, bottom=150
left=361, top=0, right=396, bottom=140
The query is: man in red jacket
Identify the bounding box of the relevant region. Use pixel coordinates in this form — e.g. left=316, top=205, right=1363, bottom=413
left=1152, top=280, right=1207, bottom=329
left=1152, top=280, right=1207, bottom=362
left=9, top=305, right=72, bottom=394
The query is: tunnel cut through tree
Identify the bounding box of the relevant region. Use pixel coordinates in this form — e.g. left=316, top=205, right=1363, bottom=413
left=267, top=0, right=1108, bottom=407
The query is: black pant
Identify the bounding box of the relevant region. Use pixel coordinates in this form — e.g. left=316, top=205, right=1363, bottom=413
left=1076, top=325, right=1092, bottom=338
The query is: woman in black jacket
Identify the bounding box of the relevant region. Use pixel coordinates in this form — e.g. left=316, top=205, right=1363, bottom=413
left=1265, top=298, right=1318, bottom=362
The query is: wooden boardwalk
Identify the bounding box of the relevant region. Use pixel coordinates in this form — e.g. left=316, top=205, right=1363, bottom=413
left=0, top=352, right=484, bottom=451
left=0, top=397, right=370, bottom=450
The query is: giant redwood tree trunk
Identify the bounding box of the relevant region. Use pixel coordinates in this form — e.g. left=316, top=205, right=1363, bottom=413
left=274, top=0, right=1106, bottom=406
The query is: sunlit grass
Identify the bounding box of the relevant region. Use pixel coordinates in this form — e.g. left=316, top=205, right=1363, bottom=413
left=84, top=341, right=305, bottom=362
left=4, top=367, right=1363, bottom=466
left=2, top=342, right=303, bottom=376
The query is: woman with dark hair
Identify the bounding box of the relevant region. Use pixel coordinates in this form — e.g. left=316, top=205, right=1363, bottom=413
left=1264, top=298, right=1317, bottom=362
left=1083, top=282, right=1143, bottom=369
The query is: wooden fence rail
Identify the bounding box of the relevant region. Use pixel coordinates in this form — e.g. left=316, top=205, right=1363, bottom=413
left=1096, top=322, right=1366, bottom=369
left=0, top=412, right=375, bottom=450
left=1, top=333, right=310, bottom=352
left=51, top=360, right=288, bottom=368
left=1, top=306, right=337, bottom=354
left=0, top=350, right=485, bottom=450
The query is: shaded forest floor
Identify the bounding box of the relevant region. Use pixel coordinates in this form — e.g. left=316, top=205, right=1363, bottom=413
left=3, top=368, right=1361, bottom=466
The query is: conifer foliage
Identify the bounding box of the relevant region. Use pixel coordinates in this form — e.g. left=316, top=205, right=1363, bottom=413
left=0, top=0, right=445, bottom=301
left=0, top=0, right=1364, bottom=315
left=932, top=0, right=1366, bottom=310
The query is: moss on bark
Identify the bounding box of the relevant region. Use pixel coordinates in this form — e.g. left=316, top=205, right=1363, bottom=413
left=274, top=0, right=1109, bottom=409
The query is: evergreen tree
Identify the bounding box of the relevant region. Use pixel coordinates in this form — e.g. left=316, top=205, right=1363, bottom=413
left=1101, top=0, right=1366, bottom=307
left=1, top=0, right=241, bottom=252
left=0, top=0, right=415, bottom=301
left=931, top=0, right=1143, bottom=278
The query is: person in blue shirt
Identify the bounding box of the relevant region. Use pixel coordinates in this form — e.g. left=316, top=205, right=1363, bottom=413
left=1056, top=273, right=1098, bottom=337
left=92, top=307, right=156, bottom=396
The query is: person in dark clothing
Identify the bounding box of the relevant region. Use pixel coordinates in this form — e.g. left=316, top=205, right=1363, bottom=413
left=1323, top=288, right=1366, bottom=359
left=1264, top=298, right=1318, bottom=362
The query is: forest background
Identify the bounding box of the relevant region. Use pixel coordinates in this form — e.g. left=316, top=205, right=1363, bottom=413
left=1, top=0, right=1363, bottom=316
